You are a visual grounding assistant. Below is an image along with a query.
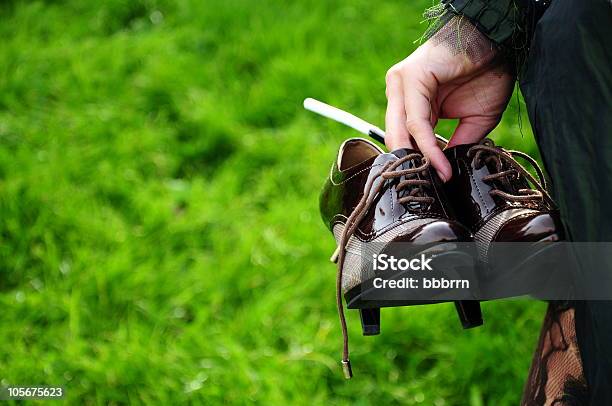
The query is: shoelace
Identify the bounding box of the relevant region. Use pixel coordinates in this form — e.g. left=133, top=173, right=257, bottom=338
left=335, top=153, right=433, bottom=379
left=468, top=139, right=552, bottom=202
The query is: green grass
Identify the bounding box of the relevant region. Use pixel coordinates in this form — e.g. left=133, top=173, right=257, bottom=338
left=0, top=0, right=546, bottom=404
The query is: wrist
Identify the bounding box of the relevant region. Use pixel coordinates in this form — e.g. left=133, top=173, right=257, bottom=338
left=429, top=15, right=498, bottom=67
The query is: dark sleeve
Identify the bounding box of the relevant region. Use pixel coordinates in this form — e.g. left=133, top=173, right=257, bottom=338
left=439, top=0, right=551, bottom=61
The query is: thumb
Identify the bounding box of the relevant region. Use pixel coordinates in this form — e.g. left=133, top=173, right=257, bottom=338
left=447, top=116, right=499, bottom=148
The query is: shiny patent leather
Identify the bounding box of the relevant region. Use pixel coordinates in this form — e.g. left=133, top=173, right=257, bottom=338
left=495, top=212, right=563, bottom=242
left=319, top=139, right=472, bottom=243
left=443, top=143, right=564, bottom=242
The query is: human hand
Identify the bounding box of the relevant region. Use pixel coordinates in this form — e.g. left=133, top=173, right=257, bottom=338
left=384, top=17, right=515, bottom=181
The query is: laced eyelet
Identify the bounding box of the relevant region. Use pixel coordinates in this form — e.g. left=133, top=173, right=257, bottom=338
left=467, top=141, right=549, bottom=203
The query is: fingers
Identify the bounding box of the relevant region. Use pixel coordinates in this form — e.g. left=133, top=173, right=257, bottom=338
left=447, top=116, right=499, bottom=148
left=402, top=71, right=452, bottom=182
left=386, top=65, right=451, bottom=181
left=446, top=69, right=513, bottom=147
left=384, top=67, right=414, bottom=150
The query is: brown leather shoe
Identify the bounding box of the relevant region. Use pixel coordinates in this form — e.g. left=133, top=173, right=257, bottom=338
left=442, top=138, right=565, bottom=297
left=320, top=138, right=481, bottom=378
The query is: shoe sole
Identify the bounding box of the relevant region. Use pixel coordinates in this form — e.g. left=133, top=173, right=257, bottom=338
left=482, top=235, right=570, bottom=300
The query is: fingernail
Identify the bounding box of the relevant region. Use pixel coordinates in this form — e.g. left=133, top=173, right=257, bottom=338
left=436, top=170, right=447, bottom=183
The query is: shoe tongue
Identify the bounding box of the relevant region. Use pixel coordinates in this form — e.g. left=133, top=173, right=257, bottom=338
left=390, top=147, right=422, bottom=159
left=389, top=148, right=425, bottom=170
left=371, top=148, right=425, bottom=169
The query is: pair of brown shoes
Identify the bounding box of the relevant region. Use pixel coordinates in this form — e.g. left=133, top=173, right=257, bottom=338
left=320, top=136, right=563, bottom=378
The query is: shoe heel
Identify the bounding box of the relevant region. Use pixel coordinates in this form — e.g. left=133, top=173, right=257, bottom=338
left=359, top=308, right=380, bottom=336
left=454, top=301, right=482, bottom=329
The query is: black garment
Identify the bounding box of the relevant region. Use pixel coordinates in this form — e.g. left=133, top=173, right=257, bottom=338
left=521, top=1, right=612, bottom=404
left=439, top=0, right=612, bottom=404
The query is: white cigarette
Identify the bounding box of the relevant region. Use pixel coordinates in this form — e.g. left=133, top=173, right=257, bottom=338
left=303, top=98, right=386, bottom=142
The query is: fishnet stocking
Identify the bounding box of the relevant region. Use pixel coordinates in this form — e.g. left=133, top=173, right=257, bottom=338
left=430, top=15, right=496, bottom=65
left=522, top=303, right=588, bottom=406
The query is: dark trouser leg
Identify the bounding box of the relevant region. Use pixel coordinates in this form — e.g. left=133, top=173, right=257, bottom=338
left=520, top=0, right=612, bottom=404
